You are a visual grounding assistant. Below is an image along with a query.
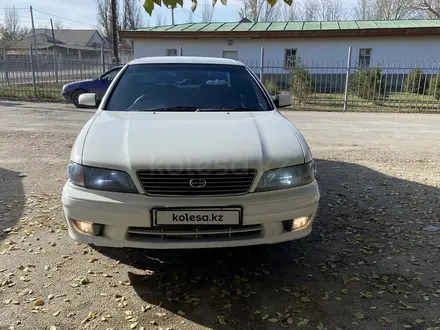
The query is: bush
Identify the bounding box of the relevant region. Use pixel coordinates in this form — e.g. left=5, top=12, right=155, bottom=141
left=403, top=68, right=427, bottom=94
left=429, top=74, right=440, bottom=100
left=264, top=80, right=279, bottom=95
left=290, top=57, right=314, bottom=102
left=349, top=67, right=384, bottom=100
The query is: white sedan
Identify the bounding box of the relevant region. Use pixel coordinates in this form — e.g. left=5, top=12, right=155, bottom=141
left=62, top=56, right=320, bottom=249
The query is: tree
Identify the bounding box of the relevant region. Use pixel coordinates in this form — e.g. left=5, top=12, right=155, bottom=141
left=122, top=0, right=143, bottom=30
left=201, top=1, right=215, bottom=22
left=142, top=0, right=291, bottom=15
left=54, top=19, right=64, bottom=29
left=260, top=1, right=282, bottom=21
left=155, top=13, right=167, bottom=26
left=186, top=10, right=195, bottom=23
left=374, top=0, right=414, bottom=19
left=0, top=25, right=8, bottom=49
left=238, top=0, right=281, bottom=22
left=281, top=1, right=300, bottom=20
left=4, top=6, right=21, bottom=41
left=17, top=26, right=30, bottom=40
left=349, top=67, right=384, bottom=100
left=96, top=0, right=120, bottom=38
left=412, top=0, right=440, bottom=17
left=353, top=0, right=376, bottom=19
left=301, top=0, right=349, bottom=20
left=1, top=6, right=29, bottom=48
left=290, top=57, right=315, bottom=102
left=353, top=0, right=418, bottom=19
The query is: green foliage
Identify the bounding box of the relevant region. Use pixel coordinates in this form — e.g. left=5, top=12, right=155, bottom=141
left=429, top=74, right=440, bottom=100
left=403, top=68, right=427, bottom=94
left=264, top=80, right=279, bottom=95
left=142, top=0, right=283, bottom=15
left=290, top=57, right=314, bottom=102
left=349, top=67, right=383, bottom=100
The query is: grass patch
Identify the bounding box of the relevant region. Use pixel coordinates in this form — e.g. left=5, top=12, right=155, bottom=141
left=0, top=83, right=63, bottom=101
left=281, top=91, right=440, bottom=112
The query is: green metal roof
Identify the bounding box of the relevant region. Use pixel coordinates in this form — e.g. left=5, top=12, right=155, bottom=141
left=131, top=19, right=440, bottom=33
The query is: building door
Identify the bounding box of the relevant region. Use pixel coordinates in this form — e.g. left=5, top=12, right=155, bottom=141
left=222, top=51, right=238, bottom=60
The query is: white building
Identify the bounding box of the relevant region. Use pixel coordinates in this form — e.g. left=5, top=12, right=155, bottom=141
left=120, top=19, right=440, bottom=90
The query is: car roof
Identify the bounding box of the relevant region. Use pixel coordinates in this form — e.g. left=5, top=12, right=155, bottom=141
left=127, top=56, right=245, bottom=66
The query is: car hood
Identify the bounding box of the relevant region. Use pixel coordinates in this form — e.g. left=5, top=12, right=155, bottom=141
left=63, top=79, right=94, bottom=89
left=81, top=110, right=307, bottom=173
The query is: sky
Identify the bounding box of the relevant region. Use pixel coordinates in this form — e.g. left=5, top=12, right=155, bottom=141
left=1, top=0, right=355, bottom=30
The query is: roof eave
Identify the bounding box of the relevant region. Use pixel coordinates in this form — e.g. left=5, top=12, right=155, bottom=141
left=119, top=27, right=440, bottom=39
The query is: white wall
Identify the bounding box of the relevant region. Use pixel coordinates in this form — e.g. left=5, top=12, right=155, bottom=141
left=133, top=36, right=440, bottom=73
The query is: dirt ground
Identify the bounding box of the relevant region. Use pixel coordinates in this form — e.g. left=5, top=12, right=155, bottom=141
left=1, top=101, right=440, bottom=330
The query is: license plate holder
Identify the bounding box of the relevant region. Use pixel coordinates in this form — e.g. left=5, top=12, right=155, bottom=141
left=152, top=206, right=243, bottom=227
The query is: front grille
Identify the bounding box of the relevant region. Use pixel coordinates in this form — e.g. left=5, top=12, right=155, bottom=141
left=137, top=169, right=257, bottom=196
left=127, top=225, right=263, bottom=241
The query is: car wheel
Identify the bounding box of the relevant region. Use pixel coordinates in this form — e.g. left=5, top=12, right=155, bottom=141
left=72, top=89, right=87, bottom=108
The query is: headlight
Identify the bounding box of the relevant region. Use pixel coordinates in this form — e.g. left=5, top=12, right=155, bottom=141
left=255, top=161, right=316, bottom=192
left=67, top=162, right=138, bottom=193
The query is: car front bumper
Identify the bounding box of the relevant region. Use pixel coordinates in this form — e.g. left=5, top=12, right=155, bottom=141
left=62, top=90, right=72, bottom=103
left=61, top=181, right=320, bottom=249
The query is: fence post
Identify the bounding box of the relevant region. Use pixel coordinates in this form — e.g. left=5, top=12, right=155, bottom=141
left=101, top=44, right=105, bottom=73
left=59, top=53, right=63, bottom=82
left=343, top=46, right=352, bottom=111
left=179, top=46, right=183, bottom=56
left=260, top=46, right=264, bottom=81
left=78, top=49, right=83, bottom=80
left=2, top=49, right=9, bottom=85
left=53, top=48, right=58, bottom=84
left=29, top=43, right=37, bottom=95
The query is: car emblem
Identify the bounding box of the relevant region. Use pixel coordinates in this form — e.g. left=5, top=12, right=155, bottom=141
left=189, top=178, right=207, bottom=188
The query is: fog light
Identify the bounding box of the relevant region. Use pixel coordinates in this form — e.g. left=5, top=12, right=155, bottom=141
left=283, top=216, right=311, bottom=232
left=293, top=216, right=310, bottom=230
left=71, top=219, right=103, bottom=236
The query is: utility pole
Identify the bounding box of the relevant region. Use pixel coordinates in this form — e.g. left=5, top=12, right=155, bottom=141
left=111, top=0, right=119, bottom=65
left=30, top=6, right=37, bottom=56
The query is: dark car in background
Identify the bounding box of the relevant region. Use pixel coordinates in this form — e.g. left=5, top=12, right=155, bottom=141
left=62, top=65, right=123, bottom=108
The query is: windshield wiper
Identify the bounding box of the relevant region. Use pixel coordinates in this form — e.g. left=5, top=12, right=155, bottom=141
left=195, top=107, right=262, bottom=112
left=134, top=106, right=263, bottom=112
left=135, top=106, right=201, bottom=112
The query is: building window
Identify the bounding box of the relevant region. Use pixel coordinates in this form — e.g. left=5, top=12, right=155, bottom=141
left=166, top=49, right=177, bottom=56
left=359, top=48, right=372, bottom=68
left=284, top=49, right=297, bottom=69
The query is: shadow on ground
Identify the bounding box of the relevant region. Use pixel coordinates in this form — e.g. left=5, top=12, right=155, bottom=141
left=0, top=167, right=26, bottom=243
left=96, top=159, right=440, bottom=329
left=0, top=101, right=24, bottom=108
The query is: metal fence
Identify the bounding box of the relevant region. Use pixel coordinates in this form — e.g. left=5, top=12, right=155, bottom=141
left=242, top=47, right=440, bottom=112
left=1, top=45, right=440, bottom=112
left=0, top=47, right=134, bottom=101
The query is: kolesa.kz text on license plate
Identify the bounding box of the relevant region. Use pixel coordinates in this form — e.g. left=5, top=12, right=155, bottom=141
left=153, top=208, right=241, bottom=226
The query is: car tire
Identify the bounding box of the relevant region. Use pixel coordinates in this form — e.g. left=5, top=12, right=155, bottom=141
left=72, top=89, right=87, bottom=108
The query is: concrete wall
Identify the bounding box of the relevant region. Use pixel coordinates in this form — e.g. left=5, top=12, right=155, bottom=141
left=133, top=36, right=440, bottom=74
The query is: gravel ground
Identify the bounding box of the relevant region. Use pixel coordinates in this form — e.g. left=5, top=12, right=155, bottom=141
left=1, top=101, right=440, bottom=330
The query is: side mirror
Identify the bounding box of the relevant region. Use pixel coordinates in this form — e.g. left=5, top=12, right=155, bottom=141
left=274, top=94, right=292, bottom=108
left=78, top=93, right=98, bottom=108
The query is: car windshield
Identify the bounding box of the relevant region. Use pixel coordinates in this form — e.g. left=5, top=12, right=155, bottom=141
left=104, top=63, right=272, bottom=112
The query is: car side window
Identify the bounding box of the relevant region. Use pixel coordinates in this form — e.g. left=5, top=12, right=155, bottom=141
left=101, top=69, right=120, bottom=81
